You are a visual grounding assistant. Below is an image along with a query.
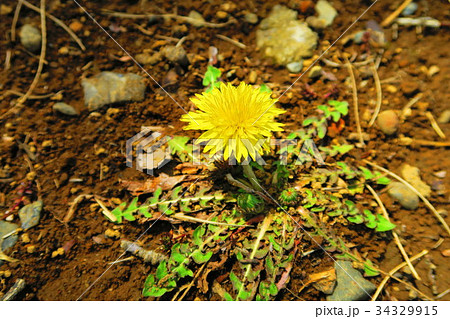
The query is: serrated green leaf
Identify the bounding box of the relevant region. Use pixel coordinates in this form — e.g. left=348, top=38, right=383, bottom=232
left=375, top=215, right=396, bottom=232
left=224, top=292, right=234, bottom=301
left=192, top=250, right=213, bottom=264
left=173, top=264, right=194, bottom=278
left=155, top=261, right=168, bottom=280
left=363, top=259, right=380, bottom=277
left=348, top=215, right=364, bottom=224
left=259, top=83, right=271, bottom=93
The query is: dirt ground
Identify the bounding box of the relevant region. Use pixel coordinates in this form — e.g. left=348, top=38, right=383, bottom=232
left=0, top=0, right=449, bottom=301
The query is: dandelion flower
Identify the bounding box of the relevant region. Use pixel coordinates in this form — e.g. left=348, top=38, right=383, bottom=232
left=181, top=82, right=285, bottom=163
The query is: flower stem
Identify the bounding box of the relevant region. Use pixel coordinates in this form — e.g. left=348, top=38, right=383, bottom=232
left=242, top=164, right=264, bottom=193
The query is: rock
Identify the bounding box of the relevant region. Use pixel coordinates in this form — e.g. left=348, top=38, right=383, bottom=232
left=348, top=132, right=370, bottom=141
left=136, top=52, right=162, bottom=65
left=427, top=65, right=440, bottom=78
left=105, top=228, right=121, bottom=238
left=216, top=11, right=228, bottom=19
left=1, top=4, right=13, bottom=15
left=19, top=200, right=43, bottom=230
left=286, top=60, right=303, bottom=73
left=353, top=31, right=365, bottom=44
left=188, top=11, right=205, bottom=27
left=19, top=24, right=41, bottom=53
left=82, top=72, right=146, bottom=111
left=163, top=46, right=189, bottom=67
left=248, top=70, right=257, bottom=84
left=401, top=2, right=418, bottom=16
left=53, top=102, right=79, bottom=116
left=244, top=13, right=258, bottom=24
left=256, top=5, right=318, bottom=66
left=377, top=110, right=399, bottom=135
left=438, top=110, right=450, bottom=124
left=306, top=16, right=328, bottom=30
left=315, top=0, right=338, bottom=27
left=0, top=221, right=19, bottom=251
left=388, top=182, right=419, bottom=210
left=441, top=249, right=450, bottom=257
left=308, top=65, right=322, bottom=78
left=401, top=81, right=419, bottom=96
left=401, top=164, right=431, bottom=198
left=69, top=20, right=83, bottom=32
left=327, top=260, right=376, bottom=301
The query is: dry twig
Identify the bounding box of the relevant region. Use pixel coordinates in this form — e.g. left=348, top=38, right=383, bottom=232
left=216, top=34, right=246, bottom=49
left=372, top=249, right=428, bottom=301
left=364, top=160, right=450, bottom=236
left=425, top=111, right=446, bottom=139
left=17, top=0, right=47, bottom=106
left=397, top=137, right=450, bottom=147
left=366, top=184, right=420, bottom=280
left=368, top=62, right=382, bottom=127
left=345, top=57, right=365, bottom=147
left=11, top=0, right=24, bottom=42
left=22, top=0, right=85, bottom=50
left=381, top=0, right=413, bottom=27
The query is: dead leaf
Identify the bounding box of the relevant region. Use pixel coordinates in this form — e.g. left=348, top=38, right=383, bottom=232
left=310, top=268, right=337, bottom=295
left=120, top=173, right=189, bottom=196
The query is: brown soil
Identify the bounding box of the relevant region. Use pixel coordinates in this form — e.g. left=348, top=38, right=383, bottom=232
left=0, top=0, right=449, bottom=301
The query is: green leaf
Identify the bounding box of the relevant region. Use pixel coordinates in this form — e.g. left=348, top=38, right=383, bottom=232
left=359, top=167, right=374, bottom=180
left=173, top=264, right=194, bottom=278
left=155, top=261, right=168, bottom=280
left=269, top=283, right=278, bottom=296
left=224, top=292, right=234, bottom=301
left=348, top=215, right=364, bottom=224
left=364, top=210, right=377, bottom=229
left=259, top=83, right=272, bottom=93
left=203, top=65, right=221, bottom=86
left=192, top=250, right=213, bottom=264
left=302, top=118, right=316, bottom=126
left=335, top=144, right=354, bottom=154
left=329, top=100, right=349, bottom=115
left=317, top=124, right=327, bottom=139
left=230, top=271, right=242, bottom=291
left=363, top=259, right=380, bottom=277
left=330, top=111, right=341, bottom=122
left=192, top=226, right=205, bottom=246
left=375, top=215, right=396, bottom=232
left=375, top=176, right=391, bottom=185
left=142, top=274, right=169, bottom=297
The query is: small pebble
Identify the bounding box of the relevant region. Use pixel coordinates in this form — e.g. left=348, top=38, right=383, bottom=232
left=441, top=249, right=450, bottom=257
left=1, top=4, right=13, bottom=15
left=20, top=24, right=41, bottom=53
left=244, top=13, right=258, bottom=24
left=69, top=20, right=83, bottom=32
left=42, top=140, right=53, bottom=148
left=216, top=11, right=228, bottom=19
left=315, top=0, right=338, bottom=27
left=437, top=110, right=450, bottom=124
left=377, top=110, right=399, bottom=135
left=51, top=247, right=65, bottom=258
left=95, top=147, right=107, bottom=156
left=286, top=60, right=303, bottom=73
left=248, top=70, right=257, bottom=84
left=388, top=182, right=419, bottom=210
left=21, top=233, right=30, bottom=243
left=136, top=52, right=162, bottom=65
left=401, top=81, right=419, bottom=96
left=308, top=65, right=322, bottom=79
left=401, top=2, right=418, bottom=16
left=19, top=201, right=43, bottom=230
left=427, top=65, right=440, bottom=78
left=163, top=45, right=190, bottom=67
left=27, top=245, right=36, bottom=254
left=386, top=85, right=398, bottom=93
left=53, top=102, right=79, bottom=116
left=105, top=228, right=121, bottom=238
left=188, top=11, right=205, bottom=27
left=353, top=31, right=365, bottom=44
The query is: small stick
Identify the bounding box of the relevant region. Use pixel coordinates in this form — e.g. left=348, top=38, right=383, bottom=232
left=102, top=10, right=236, bottom=28
left=397, top=137, right=450, bottom=147
left=17, top=0, right=47, bottom=106
left=364, top=160, right=450, bottom=236
left=4, top=50, right=12, bottom=70
left=368, top=62, right=382, bottom=127
left=21, top=0, right=85, bottom=51
left=64, top=194, right=94, bottom=223
left=1, top=279, right=26, bottom=301
left=176, top=262, right=208, bottom=301
left=133, top=24, right=179, bottom=41
left=216, top=34, right=246, bottom=49
left=381, top=0, right=413, bottom=27
left=400, top=93, right=423, bottom=120
left=436, top=288, right=450, bottom=300
left=372, top=249, right=429, bottom=301
left=172, top=213, right=251, bottom=228
left=366, top=184, right=421, bottom=280
left=5, top=89, right=63, bottom=100
left=345, top=57, right=365, bottom=147
left=425, top=111, right=446, bottom=139
left=11, top=0, right=24, bottom=42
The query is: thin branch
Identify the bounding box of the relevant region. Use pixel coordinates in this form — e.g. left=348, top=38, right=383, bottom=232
left=364, top=160, right=450, bottom=236
left=425, top=111, right=446, bottom=139
left=366, top=184, right=421, bottom=280
left=216, top=34, right=246, bottom=49
left=381, top=0, right=413, bottom=27
left=11, top=0, right=24, bottom=42
left=368, top=62, right=382, bottom=127
left=17, top=0, right=47, bottom=106
left=345, top=57, right=365, bottom=147
left=22, top=0, right=85, bottom=50
left=372, top=249, right=428, bottom=301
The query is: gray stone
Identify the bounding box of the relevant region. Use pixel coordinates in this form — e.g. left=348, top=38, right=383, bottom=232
left=327, top=260, right=376, bottom=301
left=306, top=16, right=328, bottom=30
left=308, top=65, right=322, bottom=79
left=401, top=2, right=418, bottom=16
left=0, top=221, right=19, bottom=251
left=19, top=200, right=43, bottom=230
left=353, top=31, right=365, bottom=44
left=20, top=24, right=41, bottom=53
left=437, top=110, right=450, bottom=124
left=256, top=5, right=318, bottom=66
left=82, top=72, right=146, bottom=111
left=286, top=61, right=303, bottom=73
left=53, top=102, right=78, bottom=116
left=388, top=182, right=419, bottom=210
left=316, top=0, right=338, bottom=27
left=163, top=46, right=189, bottom=67
left=136, top=52, right=162, bottom=65
left=244, top=13, right=258, bottom=24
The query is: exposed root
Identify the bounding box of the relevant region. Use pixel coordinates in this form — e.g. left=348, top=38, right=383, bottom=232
left=368, top=62, right=382, bottom=127
left=345, top=57, right=365, bottom=147
left=425, top=111, right=446, bottom=139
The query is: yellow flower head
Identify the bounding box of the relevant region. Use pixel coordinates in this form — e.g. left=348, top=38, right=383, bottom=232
left=181, top=82, right=285, bottom=163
